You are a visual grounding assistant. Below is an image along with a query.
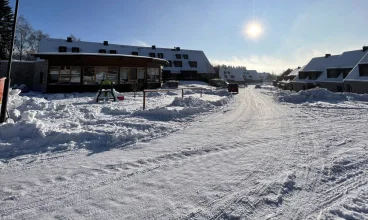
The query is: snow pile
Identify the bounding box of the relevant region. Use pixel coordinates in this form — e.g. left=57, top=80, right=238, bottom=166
left=274, top=88, right=368, bottom=104
left=0, top=88, right=232, bottom=161
left=134, top=95, right=232, bottom=121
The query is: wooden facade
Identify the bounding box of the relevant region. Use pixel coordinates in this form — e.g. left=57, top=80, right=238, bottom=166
left=34, top=53, right=168, bottom=93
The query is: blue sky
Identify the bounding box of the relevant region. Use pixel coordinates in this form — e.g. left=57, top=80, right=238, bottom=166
left=9, top=0, right=368, bottom=73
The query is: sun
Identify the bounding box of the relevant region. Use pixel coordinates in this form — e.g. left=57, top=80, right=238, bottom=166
left=243, top=21, right=263, bottom=40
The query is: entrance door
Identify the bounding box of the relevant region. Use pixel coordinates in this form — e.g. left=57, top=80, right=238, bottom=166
left=346, top=84, right=352, bottom=92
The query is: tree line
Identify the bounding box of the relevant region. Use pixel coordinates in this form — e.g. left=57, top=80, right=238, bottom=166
left=0, top=0, right=79, bottom=61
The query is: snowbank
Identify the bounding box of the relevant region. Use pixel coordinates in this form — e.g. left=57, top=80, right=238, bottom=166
left=0, top=88, right=232, bottom=161
left=273, top=88, right=368, bottom=104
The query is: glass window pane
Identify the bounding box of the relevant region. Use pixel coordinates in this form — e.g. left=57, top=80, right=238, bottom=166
left=147, top=68, right=159, bottom=82
left=70, top=66, right=81, bottom=84
left=107, top=67, right=118, bottom=84
left=59, top=66, right=70, bottom=84
left=95, top=67, right=108, bottom=84
left=120, top=67, right=129, bottom=83
left=130, top=68, right=137, bottom=81
left=83, top=67, right=96, bottom=85
left=49, top=67, right=59, bottom=83
left=138, top=68, right=145, bottom=79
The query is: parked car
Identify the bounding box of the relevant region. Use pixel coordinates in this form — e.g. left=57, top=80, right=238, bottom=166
left=255, top=84, right=261, bottom=89
left=228, top=83, right=239, bottom=94
left=209, top=79, right=228, bottom=88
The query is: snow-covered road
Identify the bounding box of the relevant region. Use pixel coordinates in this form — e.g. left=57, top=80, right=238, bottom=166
left=1, top=86, right=367, bottom=219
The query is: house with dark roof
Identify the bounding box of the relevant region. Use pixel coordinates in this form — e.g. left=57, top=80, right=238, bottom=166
left=316, top=47, right=368, bottom=92
left=343, top=48, right=368, bottom=93
left=291, top=54, right=340, bottom=92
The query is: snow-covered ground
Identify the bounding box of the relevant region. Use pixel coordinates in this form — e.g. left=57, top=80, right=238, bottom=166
left=0, top=85, right=367, bottom=220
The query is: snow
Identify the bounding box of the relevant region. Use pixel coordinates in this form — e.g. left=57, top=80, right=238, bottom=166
left=0, top=85, right=367, bottom=220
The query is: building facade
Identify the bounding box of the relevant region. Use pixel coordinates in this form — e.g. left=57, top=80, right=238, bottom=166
left=39, top=38, right=215, bottom=82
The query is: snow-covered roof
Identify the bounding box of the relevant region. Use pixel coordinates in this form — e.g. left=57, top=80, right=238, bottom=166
left=288, top=66, right=305, bottom=76
left=317, top=49, right=368, bottom=83
left=292, top=55, right=340, bottom=83
left=33, top=52, right=168, bottom=63
left=219, top=67, right=246, bottom=81
left=39, top=38, right=214, bottom=74
left=244, top=70, right=260, bottom=80
left=344, top=52, right=368, bottom=82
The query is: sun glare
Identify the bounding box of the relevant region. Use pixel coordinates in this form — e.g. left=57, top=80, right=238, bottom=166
left=243, top=21, right=263, bottom=40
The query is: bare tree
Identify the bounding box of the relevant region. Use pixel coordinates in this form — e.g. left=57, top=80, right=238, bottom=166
left=29, top=30, right=49, bottom=53
left=68, top=34, right=80, bottom=41
left=14, top=15, right=33, bottom=61
left=132, top=82, right=144, bottom=98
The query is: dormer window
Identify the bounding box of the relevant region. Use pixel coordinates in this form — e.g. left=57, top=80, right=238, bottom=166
left=342, top=68, right=352, bottom=78
left=72, top=47, right=80, bottom=53
left=157, top=53, right=164, bottom=58
left=149, top=53, right=155, bottom=58
left=59, top=46, right=67, bottom=52
left=99, top=49, right=106, bottom=53
left=359, top=64, right=368, bottom=76
left=175, top=54, right=182, bottom=59
left=327, top=69, right=341, bottom=78
left=132, top=51, right=138, bottom=56
left=299, top=72, right=307, bottom=79
left=183, top=54, right=189, bottom=59
left=188, top=61, right=197, bottom=68
left=173, top=61, right=182, bottom=67
left=109, top=50, right=117, bottom=54
left=165, top=60, right=173, bottom=67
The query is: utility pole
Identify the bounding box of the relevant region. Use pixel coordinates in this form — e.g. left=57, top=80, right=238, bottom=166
left=0, top=0, right=19, bottom=123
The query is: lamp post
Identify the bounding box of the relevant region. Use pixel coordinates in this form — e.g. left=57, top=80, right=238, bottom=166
left=0, top=0, right=19, bottom=123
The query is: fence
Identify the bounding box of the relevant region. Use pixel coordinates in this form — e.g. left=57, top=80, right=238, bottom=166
left=142, top=87, right=207, bottom=110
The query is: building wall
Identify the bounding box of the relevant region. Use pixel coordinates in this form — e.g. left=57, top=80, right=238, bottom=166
left=344, top=81, right=368, bottom=94
left=291, top=83, right=306, bottom=92
left=317, top=82, right=343, bottom=92
left=0, top=61, right=47, bottom=92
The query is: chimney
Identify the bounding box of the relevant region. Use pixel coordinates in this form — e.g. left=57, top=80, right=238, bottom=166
left=298, top=66, right=301, bottom=69
left=152, top=45, right=156, bottom=50
left=325, top=54, right=331, bottom=58
left=103, top=41, right=108, bottom=46
left=363, top=46, right=368, bottom=52
left=67, top=37, right=72, bottom=42
left=175, top=47, right=180, bottom=51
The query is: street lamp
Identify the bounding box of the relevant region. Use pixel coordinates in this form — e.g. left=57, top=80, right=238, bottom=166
left=0, top=0, right=19, bottom=123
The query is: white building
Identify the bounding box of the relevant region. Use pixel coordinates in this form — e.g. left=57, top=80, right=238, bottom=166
left=39, top=37, right=215, bottom=81
left=219, top=67, right=261, bottom=83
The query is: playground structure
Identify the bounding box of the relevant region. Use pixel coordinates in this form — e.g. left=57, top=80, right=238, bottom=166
left=96, top=79, right=117, bottom=103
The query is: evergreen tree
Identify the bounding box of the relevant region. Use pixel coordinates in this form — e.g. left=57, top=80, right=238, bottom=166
left=0, top=0, right=14, bottom=60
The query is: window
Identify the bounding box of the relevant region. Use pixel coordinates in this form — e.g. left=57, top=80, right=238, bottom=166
left=359, top=64, right=368, bottom=76
left=120, top=67, right=129, bottom=83
left=188, top=61, right=197, bottom=68
left=59, top=46, right=67, bottom=52
left=132, top=51, right=138, bottom=56
left=59, top=66, right=71, bottom=84
left=165, top=60, right=173, bottom=67
left=138, top=67, right=145, bottom=79
left=107, top=67, right=118, bottom=84
left=342, top=68, right=352, bottom=78
left=309, top=71, right=321, bottom=80
left=72, top=47, right=80, bottom=53
left=173, top=61, right=182, bottom=67
left=230, top=75, right=235, bottom=79
left=327, top=69, right=341, bottom=78
left=130, top=68, right=138, bottom=81
left=157, top=53, right=164, bottom=58
left=49, top=67, right=59, bottom=83
left=299, top=72, right=307, bottom=79
left=149, top=53, right=155, bottom=58
left=99, top=49, right=106, bottom=53
left=183, top=54, right=189, bottom=59
left=83, top=67, right=96, bottom=85
left=109, top=50, right=117, bottom=54
left=70, top=66, right=81, bottom=84
left=147, top=68, right=160, bottom=82
left=95, top=67, right=108, bottom=83
left=175, top=54, right=182, bottom=59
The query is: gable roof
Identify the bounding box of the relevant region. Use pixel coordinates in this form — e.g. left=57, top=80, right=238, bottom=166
left=317, top=49, right=368, bottom=83
left=344, top=52, right=368, bottom=82
left=244, top=70, right=260, bottom=80
left=288, top=66, right=305, bottom=76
